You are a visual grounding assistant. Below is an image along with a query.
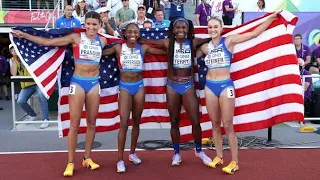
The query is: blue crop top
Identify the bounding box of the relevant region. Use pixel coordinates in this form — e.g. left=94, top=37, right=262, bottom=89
left=73, top=32, right=103, bottom=65
left=204, top=37, right=232, bottom=69
left=118, top=43, right=144, bottom=72
left=173, top=39, right=192, bottom=69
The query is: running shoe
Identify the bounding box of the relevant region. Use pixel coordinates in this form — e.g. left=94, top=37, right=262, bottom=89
left=172, top=153, right=182, bottom=166
left=195, top=151, right=212, bottom=166
left=117, top=160, right=126, bottom=173
left=208, top=157, right=224, bottom=168
left=63, top=162, right=74, bottom=177
left=82, top=158, right=100, bottom=170
left=129, top=153, right=142, bottom=164
left=222, top=161, right=239, bottom=174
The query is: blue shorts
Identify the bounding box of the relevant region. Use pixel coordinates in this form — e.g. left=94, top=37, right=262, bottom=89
left=70, top=75, right=99, bottom=93
left=119, top=79, right=144, bottom=96
left=205, top=78, right=234, bottom=97
left=167, top=81, right=194, bottom=95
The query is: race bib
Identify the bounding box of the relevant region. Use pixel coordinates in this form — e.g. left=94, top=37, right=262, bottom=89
left=227, top=87, right=235, bottom=98
left=79, top=42, right=102, bottom=62
left=120, top=53, right=143, bottom=70
left=205, top=47, right=226, bottom=68
left=69, top=85, right=76, bottom=95
left=173, top=44, right=191, bottom=68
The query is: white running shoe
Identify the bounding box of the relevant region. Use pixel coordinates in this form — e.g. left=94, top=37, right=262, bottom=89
left=39, top=120, right=49, bottom=129
left=172, top=154, right=182, bottom=166
left=117, top=160, right=126, bottom=173
left=195, top=151, right=212, bottom=166
left=24, top=115, right=36, bottom=121
left=24, top=115, right=36, bottom=125
left=129, top=153, right=142, bottom=164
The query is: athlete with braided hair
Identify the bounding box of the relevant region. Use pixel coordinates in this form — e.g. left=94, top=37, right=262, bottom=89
left=140, top=17, right=212, bottom=167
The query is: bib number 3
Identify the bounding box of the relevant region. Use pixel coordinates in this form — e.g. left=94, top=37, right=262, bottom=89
left=69, top=85, right=76, bottom=95
left=227, top=87, right=235, bottom=98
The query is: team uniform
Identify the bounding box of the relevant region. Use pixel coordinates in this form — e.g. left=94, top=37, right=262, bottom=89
left=64, top=32, right=103, bottom=177
left=118, top=43, right=145, bottom=95
left=116, top=43, right=145, bottom=172
left=204, top=37, right=234, bottom=96
left=167, top=38, right=212, bottom=166
left=71, top=32, right=102, bottom=93
left=204, top=37, right=239, bottom=174
left=167, top=39, right=194, bottom=93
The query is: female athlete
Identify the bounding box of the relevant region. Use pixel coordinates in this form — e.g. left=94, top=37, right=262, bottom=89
left=103, top=22, right=166, bottom=173
left=196, top=12, right=280, bottom=174
left=13, top=11, right=107, bottom=177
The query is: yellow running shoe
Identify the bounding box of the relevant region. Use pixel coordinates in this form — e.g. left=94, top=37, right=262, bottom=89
left=82, top=158, right=100, bottom=170
left=222, top=161, right=239, bottom=174
left=208, top=157, right=223, bottom=168
left=63, top=163, right=74, bottom=177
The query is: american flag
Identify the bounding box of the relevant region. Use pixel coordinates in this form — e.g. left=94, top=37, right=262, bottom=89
left=10, top=10, right=304, bottom=142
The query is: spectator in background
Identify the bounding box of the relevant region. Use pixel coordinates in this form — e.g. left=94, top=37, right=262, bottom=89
left=294, top=34, right=312, bottom=71
left=55, top=5, right=82, bottom=28
left=153, top=8, right=170, bottom=28
left=222, top=0, right=237, bottom=25
left=95, top=0, right=107, bottom=10
left=0, top=55, right=9, bottom=101
left=73, top=0, right=98, bottom=11
left=96, top=7, right=117, bottom=35
left=257, top=0, right=265, bottom=12
left=143, top=0, right=160, bottom=19
left=37, top=0, right=49, bottom=9
left=9, top=44, right=50, bottom=129
left=161, top=0, right=170, bottom=20
left=169, top=0, right=185, bottom=20
left=132, top=5, right=153, bottom=28
left=312, top=39, right=320, bottom=69
left=106, top=0, right=123, bottom=19
left=72, top=0, right=89, bottom=26
left=130, top=0, right=143, bottom=17
left=115, top=0, right=136, bottom=27
left=143, top=20, right=153, bottom=28
left=195, top=0, right=211, bottom=26
left=298, top=58, right=312, bottom=118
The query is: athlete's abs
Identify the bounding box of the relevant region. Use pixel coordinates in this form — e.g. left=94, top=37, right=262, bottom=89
left=120, top=72, right=142, bottom=82
left=206, top=68, right=230, bottom=80
left=74, top=63, right=99, bottom=78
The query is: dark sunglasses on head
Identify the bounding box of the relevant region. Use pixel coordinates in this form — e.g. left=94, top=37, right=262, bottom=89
left=121, top=0, right=129, bottom=2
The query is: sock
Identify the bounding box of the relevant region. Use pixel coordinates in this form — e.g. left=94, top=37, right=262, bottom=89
left=195, top=142, right=202, bottom=153
left=68, top=161, right=74, bottom=164
left=173, top=143, right=180, bottom=154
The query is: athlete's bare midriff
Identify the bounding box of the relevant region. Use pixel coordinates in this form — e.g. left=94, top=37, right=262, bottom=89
left=74, top=62, right=100, bottom=77
left=172, top=68, right=192, bottom=77
left=206, top=68, right=230, bottom=80
left=120, top=72, right=142, bottom=82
